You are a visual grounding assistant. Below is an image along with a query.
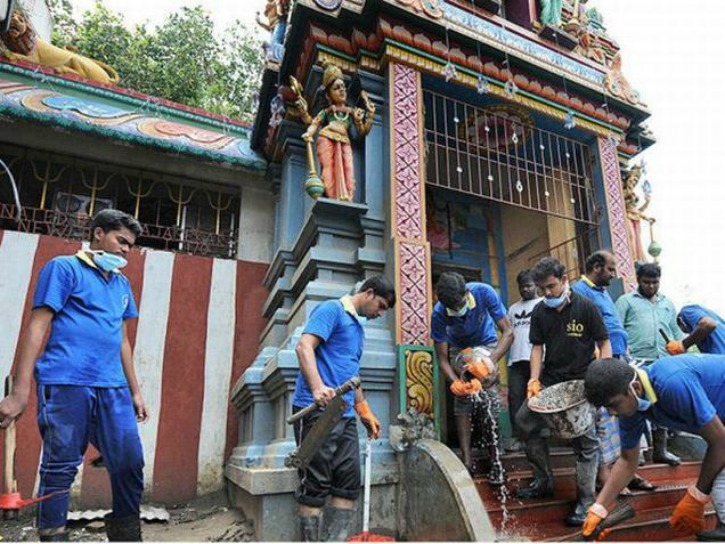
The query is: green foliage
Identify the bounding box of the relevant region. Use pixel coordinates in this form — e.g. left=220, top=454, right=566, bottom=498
left=46, top=1, right=264, bottom=121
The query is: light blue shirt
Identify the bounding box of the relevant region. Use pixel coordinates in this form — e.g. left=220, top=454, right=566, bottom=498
left=615, top=291, right=683, bottom=360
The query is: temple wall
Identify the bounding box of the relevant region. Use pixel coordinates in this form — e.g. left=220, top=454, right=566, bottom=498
left=0, top=229, right=268, bottom=506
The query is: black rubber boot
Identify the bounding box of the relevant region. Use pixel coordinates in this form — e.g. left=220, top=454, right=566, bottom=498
left=300, top=514, right=322, bottom=542
left=566, top=458, right=596, bottom=527
left=104, top=514, right=142, bottom=542
left=697, top=520, right=725, bottom=541
left=323, top=507, right=354, bottom=542
left=39, top=531, right=69, bottom=542
left=516, top=436, right=554, bottom=499
left=652, top=428, right=681, bottom=466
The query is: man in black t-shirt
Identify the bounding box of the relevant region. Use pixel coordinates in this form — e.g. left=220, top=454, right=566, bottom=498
left=515, top=257, right=612, bottom=527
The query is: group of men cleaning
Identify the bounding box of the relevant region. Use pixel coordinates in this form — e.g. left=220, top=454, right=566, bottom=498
left=291, top=242, right=725, bottom=541
left=1, top=208, right=724, bottom=542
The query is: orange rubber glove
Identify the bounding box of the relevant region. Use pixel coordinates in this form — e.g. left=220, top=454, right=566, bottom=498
left=450, top=379, right=482, bottom=397
left=464, top=358, right=492, bottom=381
left=670, top=486, right=709, bottom=536
left=582, top=503, right=609, bottom=541
left=666, top=340, right=686, bottom=355
left=355, top=400, right=381, bottom=439
left=527, top=379, right=542, bottom=399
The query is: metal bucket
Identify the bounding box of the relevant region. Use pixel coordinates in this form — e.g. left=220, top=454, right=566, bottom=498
left=528, top=380, right=595, bottom=439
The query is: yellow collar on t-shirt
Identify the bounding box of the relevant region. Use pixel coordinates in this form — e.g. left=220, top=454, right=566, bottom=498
left=635, top=367, right=658, bottom=405
left=445, top=291, right=476, bottom=316
left=340, top=295, right=359, bottom=317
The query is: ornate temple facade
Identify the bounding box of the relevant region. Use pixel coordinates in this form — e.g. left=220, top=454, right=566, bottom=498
left=228, top=0, right=654, bottom=539
left=0, top=0, right=660, bottom=539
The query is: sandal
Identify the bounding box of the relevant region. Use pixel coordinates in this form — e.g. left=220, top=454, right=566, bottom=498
left=628, top=475, right=656, bottom=491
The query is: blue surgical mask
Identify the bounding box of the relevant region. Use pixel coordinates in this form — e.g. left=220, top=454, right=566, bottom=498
left=630, top=372, right=651, bottom=411
left=543, top=284, right=570, bottom=309
left=91, top=251, right=127, bottom=272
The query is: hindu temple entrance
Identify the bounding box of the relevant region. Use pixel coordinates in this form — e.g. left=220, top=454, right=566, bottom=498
left=423, top=82, right=602, bottom=447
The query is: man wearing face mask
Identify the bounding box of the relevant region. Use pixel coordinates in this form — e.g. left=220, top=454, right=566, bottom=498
left=583, top=355, right=725, bottom=541
left=0, top=209, right=147, bottom=542
left=515, top=257, right=611, bottom=527
left=431, top=272, right=513, bottom=483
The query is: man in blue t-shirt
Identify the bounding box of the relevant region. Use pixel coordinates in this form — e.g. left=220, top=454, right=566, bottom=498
left=572, top=251, right=655, bottom=492
left=0, top=210, right=147, bottom=542
left=669, top=304, right=725, bottom=355
left=431, top=271, right=513, bottom=484
left=292, top=275, right=396, bottom=542
left=583, top=355, right=725, bottom=541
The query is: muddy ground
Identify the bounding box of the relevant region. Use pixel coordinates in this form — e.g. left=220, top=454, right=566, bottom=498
left=0, top=495, right=254, bottom=542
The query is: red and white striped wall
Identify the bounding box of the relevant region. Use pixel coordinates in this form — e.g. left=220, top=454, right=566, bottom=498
left=0, top=230, right=268, bottom=507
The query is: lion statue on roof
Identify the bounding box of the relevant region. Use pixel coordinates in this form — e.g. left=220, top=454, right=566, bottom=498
left=0, top=9, right=119, bottom=84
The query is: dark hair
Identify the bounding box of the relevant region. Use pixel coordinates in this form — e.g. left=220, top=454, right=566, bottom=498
left=516, top=269, right=534, bottom=286
left=359, top=275, right=396, bottom=308
left=435, top=272, right=467, bottom=309
left=584, top=251, right=612, bottom=274
left=636, top=262, right=661, bottom=280
left=88, top=209, right=142, bottom=240
left=584, top=358, right=633, bottom=407
left=532, top=257, right=566, bottom=283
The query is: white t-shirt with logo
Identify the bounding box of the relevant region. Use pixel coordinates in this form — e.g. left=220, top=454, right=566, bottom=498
left=507, top=297, right=543, bottom=365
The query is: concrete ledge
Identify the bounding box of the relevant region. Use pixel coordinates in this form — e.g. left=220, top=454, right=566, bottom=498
left=402, top=439, right=496, bottom=541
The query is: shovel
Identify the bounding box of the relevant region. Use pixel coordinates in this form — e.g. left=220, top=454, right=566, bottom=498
left=347, top=440, right=395, bottom=542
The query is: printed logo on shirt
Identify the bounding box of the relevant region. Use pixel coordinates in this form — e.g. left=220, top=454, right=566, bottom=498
left=566, top=319, right=585, bottom=337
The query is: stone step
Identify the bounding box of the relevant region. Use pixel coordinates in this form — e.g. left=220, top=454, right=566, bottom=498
left=538, top=506, right=718, bottom=542
left=483, top=484, right=692, bottom=526
left=472, top=442, right=707, bottom=540
left=475, top=462, right=701, bottom=504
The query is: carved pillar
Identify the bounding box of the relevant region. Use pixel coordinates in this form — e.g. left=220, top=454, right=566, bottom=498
left=389, top=62, right=436, bottom=422
left=597, top=137, right=636, bottom=291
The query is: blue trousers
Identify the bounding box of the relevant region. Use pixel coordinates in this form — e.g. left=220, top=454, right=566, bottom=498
left=36, top=385, right=144, bottom=529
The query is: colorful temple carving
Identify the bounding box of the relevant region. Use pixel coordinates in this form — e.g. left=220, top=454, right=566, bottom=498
left=228, top=0, right=655, bottom=539
left=0, top=0, right=667, bottom=540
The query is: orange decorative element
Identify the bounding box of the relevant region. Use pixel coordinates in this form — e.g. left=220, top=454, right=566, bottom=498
left=137, top=120, right=234, bottom=149
left=153, top=122, right=230, bottom=145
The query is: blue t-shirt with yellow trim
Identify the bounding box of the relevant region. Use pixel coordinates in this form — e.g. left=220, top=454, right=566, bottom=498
left=678, top=304, right=725, bottom=354
left=619, top=354, right=725, bottom=449
left=431, top=282, right=507, bottom=348
left=33, top=252, right=138, bottom=387
left=292, top=297, right=365, bottom=417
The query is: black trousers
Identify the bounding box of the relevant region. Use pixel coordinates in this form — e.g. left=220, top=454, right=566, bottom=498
left=507, top=360, right=531, bottom=439
left=292, top=407, right=361, bottom=507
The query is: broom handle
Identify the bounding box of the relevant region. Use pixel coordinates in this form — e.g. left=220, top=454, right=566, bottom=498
left=3, top=375, right=17, bottom=495
left=363, top=440, right=371, bottom=533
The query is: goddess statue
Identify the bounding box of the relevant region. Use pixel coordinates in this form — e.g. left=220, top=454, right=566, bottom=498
left=622, top=164, right=655, bottom=263
left=290, top=62, right=375, bottom=201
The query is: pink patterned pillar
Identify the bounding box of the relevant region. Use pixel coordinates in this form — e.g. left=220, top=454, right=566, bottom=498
left=389, top=62, right=432, bottom=347
left=597, top=137, right=636, bottom=291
